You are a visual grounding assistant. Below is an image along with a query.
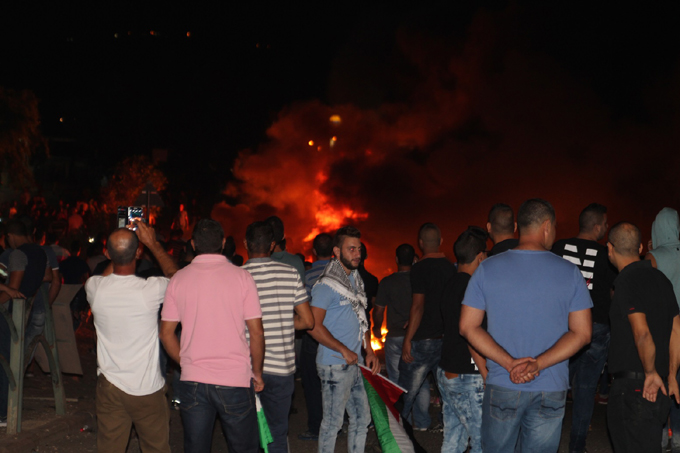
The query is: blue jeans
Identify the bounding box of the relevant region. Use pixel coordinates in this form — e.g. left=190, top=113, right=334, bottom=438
left=569, top=322, right=610, bottom=453
left=259, top=374, right=295, bottom=453
left=482, top=384, right=566, bottom=453
left=317, top=364, right=370, bottom=453
left=385, top=336, right=430, bottom=428
left=397, top=338, right=442, bottom=423
left=24, top=298, right=46, bottom=360
left=179, top=381, right=259, bottom=453
left=436, top=368, right=483, bottom=453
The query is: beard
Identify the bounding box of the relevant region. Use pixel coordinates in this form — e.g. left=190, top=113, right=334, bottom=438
left=339, top=251, right=359, bottom=271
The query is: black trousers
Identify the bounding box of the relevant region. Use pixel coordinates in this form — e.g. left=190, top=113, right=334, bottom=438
left=300, top=333, right=322, bottom=434
left=607, top=377, right=671, bottom=453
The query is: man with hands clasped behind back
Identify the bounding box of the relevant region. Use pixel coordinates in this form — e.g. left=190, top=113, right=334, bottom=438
left=460, top=199, right=593, bottom=453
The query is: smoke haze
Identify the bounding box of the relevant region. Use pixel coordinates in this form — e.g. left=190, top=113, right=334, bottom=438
left=213, top=6, right=680, bottom=277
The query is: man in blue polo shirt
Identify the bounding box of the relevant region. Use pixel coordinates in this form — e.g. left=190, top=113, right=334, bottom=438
left=460, top=198, right=593, bottom=452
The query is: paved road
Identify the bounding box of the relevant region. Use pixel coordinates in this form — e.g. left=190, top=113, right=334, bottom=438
left=2, top=349, right=618, bottom=452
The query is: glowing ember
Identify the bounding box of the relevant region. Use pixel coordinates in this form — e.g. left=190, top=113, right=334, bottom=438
left=329, top=114, right=342, bottom=124
left=308, top=140, right=314, bottom=146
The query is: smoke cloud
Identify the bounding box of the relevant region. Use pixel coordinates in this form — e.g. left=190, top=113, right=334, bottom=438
left=213, top=8, right=680, bottom=277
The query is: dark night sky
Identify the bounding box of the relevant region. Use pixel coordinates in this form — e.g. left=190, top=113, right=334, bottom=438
left=3, top=3, right=680, bottom=273
left=5, top=4, right=677, bottom=160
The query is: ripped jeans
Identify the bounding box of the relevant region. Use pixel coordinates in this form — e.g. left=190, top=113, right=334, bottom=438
left=317, top=364, right=370, bottom=453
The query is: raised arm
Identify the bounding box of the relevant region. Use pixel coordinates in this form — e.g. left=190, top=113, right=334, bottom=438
left=136, top=221, right=178, bottom=278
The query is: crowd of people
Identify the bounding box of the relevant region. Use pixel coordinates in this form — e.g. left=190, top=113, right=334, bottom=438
left=0, top=195, right=679, bottom=453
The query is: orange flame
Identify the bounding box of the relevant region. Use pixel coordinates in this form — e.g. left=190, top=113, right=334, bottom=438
left=370, top=326, right=388, bottom=350
left=303, top=190, right=369, bottom=242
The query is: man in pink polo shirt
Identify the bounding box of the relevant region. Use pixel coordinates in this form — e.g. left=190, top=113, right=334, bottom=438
left=160, top=219, right=265, bottom=453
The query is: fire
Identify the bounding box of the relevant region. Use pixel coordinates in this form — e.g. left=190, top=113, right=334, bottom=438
left=370, top=326, right=388, bottom=350
left=303, top=192, right=369, bottom=242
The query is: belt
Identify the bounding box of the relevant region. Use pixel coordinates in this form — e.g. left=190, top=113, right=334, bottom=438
left=611, top=371, right=647, bottom=381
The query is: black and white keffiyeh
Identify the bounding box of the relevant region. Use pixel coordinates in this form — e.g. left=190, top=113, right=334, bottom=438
left=315, top=258, right=369, bottom=346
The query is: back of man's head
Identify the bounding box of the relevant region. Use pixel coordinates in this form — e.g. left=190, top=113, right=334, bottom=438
left=418, top=223, right=441, bottom=251
left=517, top=199, right=555, bottom=234
left=107, top=228, right=139, bottom=265
left=609, top=222, right=641, bottom=257
left=454, top=226, right=488, bottom=264
left=265, top=216, right=285, bottom=247
left=192, top=219, right=224, bottom=255
left=69, top=240, right=81, bottom=256
left=396, top=243, right=415, bottom=266
left=312, top=233, right=333, bottom=258
left=245, top=221, right=274, bottom=255
left=333, top=226, right=361, bottom=249
left=579, top=203, right=607, bottom=233
left=6, top=220, right=28, bottom=238
left=488, top=204, right=515, bottom=236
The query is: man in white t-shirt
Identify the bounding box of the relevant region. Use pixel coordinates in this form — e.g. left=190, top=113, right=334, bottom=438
left=85, top=222, right=177, bottom=452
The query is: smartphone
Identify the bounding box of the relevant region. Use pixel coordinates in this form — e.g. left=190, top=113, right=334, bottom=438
left=117, top=206, right=145, bottom=231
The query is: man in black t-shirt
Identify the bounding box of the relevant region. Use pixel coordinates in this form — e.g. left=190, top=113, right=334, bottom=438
left=607, top=222, right=680, bottom=453
left=486, top=203, right=519, bottom=256
left=552, top=203, right=616, bottom=453
left=372, top=244, right=431, bottom=430
left=399, top=223, right=456, bottom=429
left=438, top=227, right=488, bottom=452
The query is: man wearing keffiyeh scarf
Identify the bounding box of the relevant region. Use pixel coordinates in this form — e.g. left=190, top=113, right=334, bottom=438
left=308, top=226, right=380, bottom=453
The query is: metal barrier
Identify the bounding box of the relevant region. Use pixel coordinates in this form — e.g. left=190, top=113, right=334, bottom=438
left=0, top=285, right=65, bottom=434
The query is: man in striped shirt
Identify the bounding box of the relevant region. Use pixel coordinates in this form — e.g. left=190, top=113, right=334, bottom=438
left=243, top=221, right=315, bottom=453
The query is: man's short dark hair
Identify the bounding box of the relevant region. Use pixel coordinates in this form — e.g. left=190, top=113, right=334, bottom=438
left=579, top=203, right=607, bottom=233
left=333, top=226, right=361, bottom=249
left=266, top=216, right=285, bottom=246
left=488, top=204, right=515, bottom=234
left=517, top=199, right=555, bottom=233
left=418, top=223, right=441, bottom=246
left=245, top=221, right=274, bottom=255
left=609, top=222, right=641, bottom=257
left=313, top=233, right=333, bottom=258
left=454, top=227, right=488, bottom=264
left=192, top=219, right=225, bottom=255
left=6, top=220, right=28, bottom=237
left=107, top=228, right=139, bottom=265
left=69, top=240, right=81, bottom=255
left=360, top=242, right=368, bottom=261
left=396, top=243, right=415, bottom=266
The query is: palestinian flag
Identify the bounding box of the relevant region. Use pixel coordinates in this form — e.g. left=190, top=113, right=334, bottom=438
left=360, top=364, right=417, bottom=453
left=255, top=393, right=273, bottom=452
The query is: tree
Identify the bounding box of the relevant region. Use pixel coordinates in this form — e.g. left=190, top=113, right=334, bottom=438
left=99, top=155, right=167, bottom=215
left=0, top=87, right=47, bottom=188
